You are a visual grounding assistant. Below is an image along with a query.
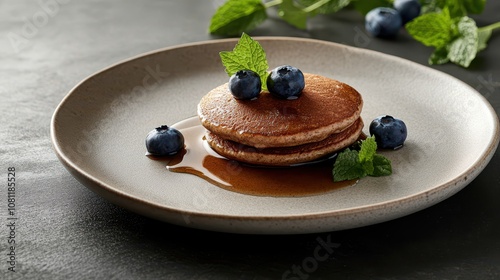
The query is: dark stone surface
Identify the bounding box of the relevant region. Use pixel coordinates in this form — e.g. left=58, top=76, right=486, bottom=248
left=1, top=1, right=499, bottom=279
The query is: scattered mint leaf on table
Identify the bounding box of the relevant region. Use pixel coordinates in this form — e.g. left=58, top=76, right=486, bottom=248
left=209, top=0, right=499, bottom=68
left=209, top=0, right=267, bottom=36
left=406, top=5, right=500, bottom=68
left=447, top=16, right=478, bottom=68
left=278, top=0, right=309, bottom=29
left=477, top=22, right=500, bottom=51
left=219, top=33, right=269, bottom=90
left=277, top=0, right=351, bottom=29
left=333, top=136, right=392, bottom=182
left=421, top=0, right=486, bottom=16
left=405, top=8, right=454, bottom=49
left=209, top=0, right=352, bottom=34
left=296, top=0, right=351, bottom=15
left=462, top=0, right=486, bottom=14
left=429, top=47, right=450, bottom=65
left=477, top=28, right=491, bottom=51
left=408, top=0, right=498, bottom=67
left=422, top=0, right=486, bottom=16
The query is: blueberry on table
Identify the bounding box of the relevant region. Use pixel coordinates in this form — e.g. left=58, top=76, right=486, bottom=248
left=229, top=70, right=262, bottom=100
left=266, top=65, right=305, bottom=100
left=365, top=7, right=402, bottom=38
left=145, top=125, right=185, bottom=156
left=394, top=0, right=421, bottom=24
left=369, top=115, right=407, bottom=149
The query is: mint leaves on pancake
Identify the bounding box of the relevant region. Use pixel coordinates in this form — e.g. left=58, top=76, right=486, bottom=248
left=219, top=33, right=269, bottom=91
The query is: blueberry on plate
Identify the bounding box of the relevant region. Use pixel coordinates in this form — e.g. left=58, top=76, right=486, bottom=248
left=229, top=70, right=262, bottom=100
left=266, top=65, right=305, bottom=100
left=369, top=115, right=407, bottom=149
left=145, top=125, right=184, bottom=156
left=365, top=7, right=402, bottom=38
left=394, top=0, right=421, bottom=24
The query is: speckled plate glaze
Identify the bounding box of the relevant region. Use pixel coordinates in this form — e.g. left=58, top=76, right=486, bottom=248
left=51, top=37, right=499, bottom=234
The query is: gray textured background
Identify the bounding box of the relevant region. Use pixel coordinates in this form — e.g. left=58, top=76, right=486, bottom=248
left=1, top=1, right=499, bottom=279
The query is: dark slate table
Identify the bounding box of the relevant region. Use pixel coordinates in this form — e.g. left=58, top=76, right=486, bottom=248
left=1, top=1, right=499, bottom=279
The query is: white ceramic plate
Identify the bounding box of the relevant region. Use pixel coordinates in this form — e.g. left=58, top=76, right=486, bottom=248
left=51, top=37, right=499, bottom=234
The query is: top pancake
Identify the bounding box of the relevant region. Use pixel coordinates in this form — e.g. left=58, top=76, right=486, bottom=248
left=197, top=73, right=363, bottom=148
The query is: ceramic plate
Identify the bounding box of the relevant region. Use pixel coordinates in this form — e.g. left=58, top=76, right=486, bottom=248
left=51, top=37, right=499, bottom=234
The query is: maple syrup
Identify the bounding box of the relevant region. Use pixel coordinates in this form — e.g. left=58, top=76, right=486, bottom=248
left=153, top=117, right=356, bottom=197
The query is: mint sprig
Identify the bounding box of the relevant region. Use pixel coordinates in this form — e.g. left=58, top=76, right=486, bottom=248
left=209, top=0, right=498, bottom=69
left=332, top=136, right=392, bottom=182
left=219, top=33, right=269, bottom=90
left=278, top=0, right=309, bottom=29
left=406, top=0, right=499, bottom=68
left=405, top=7, right=454, bottom=49
left=405, top=6, right=499, bottom=68
left=209, top=0, right=267, bottom=36
left=421, top=0, right=486, bottom=17
left=210, top=0, right=355, bottom=35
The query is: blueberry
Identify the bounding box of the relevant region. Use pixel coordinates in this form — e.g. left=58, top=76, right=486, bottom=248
left=369, top=115, right=407, bottom=149
left=394, top=0, right=421, bottom=24
left=145, top=125, right=184, bottom=156
left=365, top=7, right=402, bottom=38
left=229, top=70, right=261, bottom=100
left=266, top=65, right=305, bottom=100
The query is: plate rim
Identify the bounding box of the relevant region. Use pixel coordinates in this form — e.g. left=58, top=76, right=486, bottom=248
left=50, top=36, right=500, bottom=232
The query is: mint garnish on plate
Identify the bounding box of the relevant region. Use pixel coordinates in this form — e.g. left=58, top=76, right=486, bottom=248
left=332, top=136, right=392, bottom=182
left=219, top=33, right=269, bottom=90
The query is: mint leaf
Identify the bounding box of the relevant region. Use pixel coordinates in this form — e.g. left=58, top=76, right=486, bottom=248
left=445, top=0, right=467, bottom=18
left=358, top=136, right=377, bottom=162
left=406, top=8, right=454, bottom=48
left=320, top=0, right=351, bottom=14
left=332, top=136, right=393, bottom=182
left=477, top=22, right=500, bottom=51
left=462, top=0, right=486, bottom=14
left=332, top=149, right=366, bottom=182
left=358, top=136, right=377, bottom=175
left=420, top=0, right=485, bottom=15
left=209, top=0, right=267, bottom=36
left=429, top=47, right=450, bottom=65
left=278, top=0, right=309, bottom=29
left=278, top=0, right=351, bottom=28
left=420, top=0, right=446, bottom=14
left=477, top=27, right=492, bottom=51
left=371, top=154, right=392, bottom=176
left=426, top=16, right=480, bottom=67
left=219, top=33, right=269, bottom=90
left=409, top=4, right=500, bottom=68
left=297, top=0, right=351, bottom=15
left=447, top=16, right=478, bottom=68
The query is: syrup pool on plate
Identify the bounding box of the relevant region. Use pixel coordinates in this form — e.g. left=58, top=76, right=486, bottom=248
left=152, top=117, right=356, bottom=197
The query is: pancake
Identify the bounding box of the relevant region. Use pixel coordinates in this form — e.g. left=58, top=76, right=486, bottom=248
left=197, top=73, right=363, bottom=148
left=206, top=118, right=364, bottom=166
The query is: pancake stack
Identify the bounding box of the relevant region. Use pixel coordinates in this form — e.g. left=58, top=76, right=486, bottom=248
left=197, top=73, right=364, bottom=166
